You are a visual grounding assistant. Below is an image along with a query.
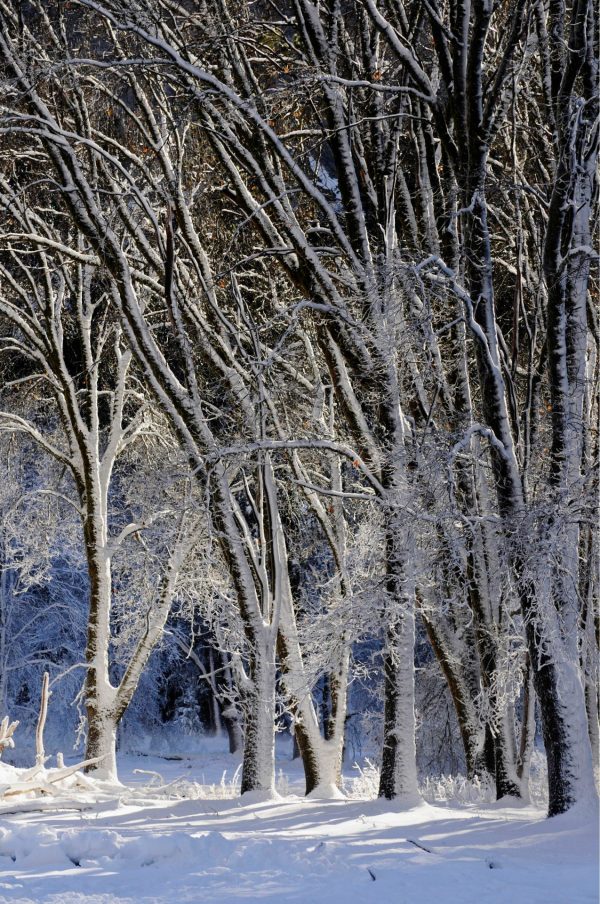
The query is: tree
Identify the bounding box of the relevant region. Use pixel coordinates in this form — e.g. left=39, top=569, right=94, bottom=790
left=0, top=182, right=194, bottom=777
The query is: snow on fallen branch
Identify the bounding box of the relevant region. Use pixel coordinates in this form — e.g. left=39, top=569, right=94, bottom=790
left=0, top=673, right=111, bottom=808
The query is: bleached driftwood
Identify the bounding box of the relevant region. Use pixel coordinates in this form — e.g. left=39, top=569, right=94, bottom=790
left=0, top=678, right=106, bottom=803
left=0, top=716, right=19, bottom=758
left=0, top=757, right=104, bottom=798
left=35, top=672, right=50, bottom=767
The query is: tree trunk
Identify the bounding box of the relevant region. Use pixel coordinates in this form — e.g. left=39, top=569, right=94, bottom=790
left=222, top=706, right=244, bottom=755
left=85, top=708, right=118, bottom=781
left=539, top=7, right=598, bottom=813
left=219, top=653, right=243, bottom=755
left=421, top=613, right=487, bottom=782
left=82, top=505, right=117, bottom=780
left=473, top=621, right=520, bottom=800
left=580, top=528, right=599, bottom=790
left=494, top=706, right=520, bottom=800
left=277, top=629, right=349, bottom=796
left=379, top=527, right=418, bottom=801
left=584, top=679, right=599, bottom=793
left=240, top=631, right=276, bottom=795
left=0, top=551, right=9, bottom=720
left=208, top=649, right=222, bottom=736
left=526, top=608, right=596, bottom=816
left=517, top=655, right=536, bottom=798
left=379, top=618, right=418, bottom=800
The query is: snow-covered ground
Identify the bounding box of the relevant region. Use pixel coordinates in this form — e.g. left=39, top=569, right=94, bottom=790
left=0, top=741, right=597, bottom=904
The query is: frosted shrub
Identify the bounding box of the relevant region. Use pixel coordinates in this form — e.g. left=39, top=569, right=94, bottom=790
left=346, top=761, right=502, bottom=804
left=276, top=769, right=290, bottom=797
left=420, top=774, right=495, bottom=804
left=344, top=759, right=381, bottom=799
left=129, top=765, right=243, bottom=801
left=129, top=764, right=293, bottom=802
left=203, top=765, right=243, bottom=799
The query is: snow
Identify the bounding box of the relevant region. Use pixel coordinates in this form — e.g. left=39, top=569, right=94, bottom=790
left=0, top=744, right=596, bottom=904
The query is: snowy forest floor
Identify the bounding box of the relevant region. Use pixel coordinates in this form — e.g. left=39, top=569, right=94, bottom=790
left=0, top=740, right=597, bottom=904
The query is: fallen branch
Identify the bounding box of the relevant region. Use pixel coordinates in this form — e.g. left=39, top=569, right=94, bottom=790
left=407, top=838, right=433, bottom=854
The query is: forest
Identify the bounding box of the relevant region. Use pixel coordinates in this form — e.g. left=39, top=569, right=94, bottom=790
left=0, top=1, right=597, bottom=901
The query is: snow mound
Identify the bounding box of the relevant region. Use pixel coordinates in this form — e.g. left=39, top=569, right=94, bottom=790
left=0, top=821, right=356, bottom=877
left=306, top=783, right=345, bottom=800
left=61, top=829, right=123, bottom=866
left=239, top=787, right=281, bottom=803
left=0, top=824, right=220, bottom=870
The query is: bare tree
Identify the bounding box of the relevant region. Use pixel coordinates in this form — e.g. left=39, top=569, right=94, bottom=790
left=0, top=186, right=193, bottom=778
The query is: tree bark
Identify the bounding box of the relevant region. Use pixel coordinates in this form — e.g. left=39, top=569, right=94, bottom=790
left=82, top=501, right=118, bottom=780
left=240, top=632, right=276, bottom=795
left=379, top=524, right=418, bottom=801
